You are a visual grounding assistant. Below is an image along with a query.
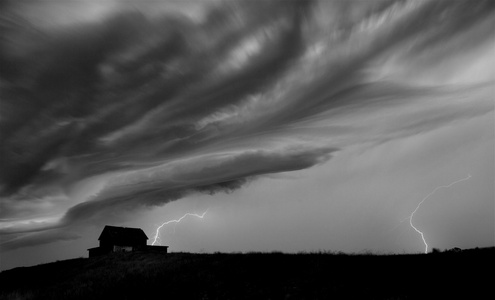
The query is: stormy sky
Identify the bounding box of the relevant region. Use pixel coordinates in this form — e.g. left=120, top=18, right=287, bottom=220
left=1, top=0, right=494, bottom=270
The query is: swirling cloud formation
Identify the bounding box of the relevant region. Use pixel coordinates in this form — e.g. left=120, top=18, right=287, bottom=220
left=1, top=0, right=494, bottom=250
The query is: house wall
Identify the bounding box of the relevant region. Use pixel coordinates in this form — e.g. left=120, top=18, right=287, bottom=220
left=100, top=239, right=147, bottom=248
left=88, top=247, right=111, bottom=258
left=97, top=239, right=146, bottom=254
left=89, top=245, right=169, bottom=258
left=100, top=239, right=111, bottom=248
left=113, top=245, right=133, bottom=252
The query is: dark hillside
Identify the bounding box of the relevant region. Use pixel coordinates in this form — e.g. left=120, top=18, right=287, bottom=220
left=0, top=247, right=492, bottom=300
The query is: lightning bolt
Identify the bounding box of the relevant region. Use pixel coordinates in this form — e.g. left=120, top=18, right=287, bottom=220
left=151, top=209, right=208, bottom=246
left=408, top=174, right=472, bottom=254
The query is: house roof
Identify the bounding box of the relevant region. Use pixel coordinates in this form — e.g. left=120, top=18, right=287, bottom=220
left=98, top=225, right=148, bottom=241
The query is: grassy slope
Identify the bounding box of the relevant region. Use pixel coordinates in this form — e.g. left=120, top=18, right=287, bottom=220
left=0, top=247, right=492, bottom=300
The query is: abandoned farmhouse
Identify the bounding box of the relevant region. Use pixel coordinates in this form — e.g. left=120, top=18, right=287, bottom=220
left=88, top=225, right=168, bottom=257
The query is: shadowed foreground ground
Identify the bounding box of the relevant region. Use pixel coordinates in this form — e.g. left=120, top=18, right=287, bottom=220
left=0, top=247, right=492, bottom=300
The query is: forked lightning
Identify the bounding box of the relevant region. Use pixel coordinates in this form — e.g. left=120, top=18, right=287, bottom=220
left=152, top=209, right=208, bottom=246
left=408, top=175, right=471, bottom=253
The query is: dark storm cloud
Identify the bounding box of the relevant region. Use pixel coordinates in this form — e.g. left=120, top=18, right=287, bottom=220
left=62, top=146, right=334, bottom=224
left=0, top=0, right=314, bottom=195
left=0, top=229, right=81, bottom=251
left=1, top=146, right=335, bottom=237
left=1, top=0, right=494, bottom=249
left=0, top=146, right=335, bottom=250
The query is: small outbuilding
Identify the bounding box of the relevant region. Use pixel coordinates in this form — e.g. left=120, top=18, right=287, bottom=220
left=88, top=225, right=168, bottom=257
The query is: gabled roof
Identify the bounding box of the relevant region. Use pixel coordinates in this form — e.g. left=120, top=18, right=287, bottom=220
left=98, top=225, right=148, bottom=241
